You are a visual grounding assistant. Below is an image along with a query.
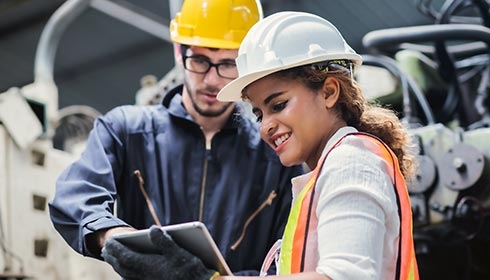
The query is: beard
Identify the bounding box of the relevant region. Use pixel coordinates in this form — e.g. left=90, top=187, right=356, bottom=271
left=193, top=102, right=232, bottom=117
left=184, top=79, right=233, bottom=117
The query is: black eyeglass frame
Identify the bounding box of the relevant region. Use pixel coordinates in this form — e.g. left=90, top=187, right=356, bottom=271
left=182, top=55, right=238, bottom=79
left=310, top=59, right=354, bottom=73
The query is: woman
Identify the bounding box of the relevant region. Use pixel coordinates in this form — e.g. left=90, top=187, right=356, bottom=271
left=216, top=11, right=420, bottom=280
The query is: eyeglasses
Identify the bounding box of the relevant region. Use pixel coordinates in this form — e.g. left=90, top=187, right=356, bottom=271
left=183, top=55, right=238, bottom=79
left=311, top=59, right=353, bottom=74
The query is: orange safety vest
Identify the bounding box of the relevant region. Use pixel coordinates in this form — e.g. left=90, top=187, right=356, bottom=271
left=279, top=132, right=419, bottom=279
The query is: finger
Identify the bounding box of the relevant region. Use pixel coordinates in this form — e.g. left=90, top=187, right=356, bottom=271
left=103, top=238, right=148, bottom=272
left=102, top=246, right=139, bottom=279
left=149, top=226, right=177, bottom=250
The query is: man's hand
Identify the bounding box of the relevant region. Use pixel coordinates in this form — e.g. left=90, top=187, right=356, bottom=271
left=101, top=225, right=217, bottom=280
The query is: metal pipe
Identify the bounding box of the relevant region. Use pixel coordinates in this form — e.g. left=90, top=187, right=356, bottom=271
left=34, top=0, right=92, bottom=83
left=90, top=0, right=171, bottom=42
left=363, top=24, right=490, bottom=54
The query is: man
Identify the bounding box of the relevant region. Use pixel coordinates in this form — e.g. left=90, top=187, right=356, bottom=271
left=48, top=0, right=303, bottom=277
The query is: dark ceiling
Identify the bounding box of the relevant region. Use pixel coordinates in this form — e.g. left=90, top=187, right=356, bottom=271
left=0, top=0, right=437, bottom=114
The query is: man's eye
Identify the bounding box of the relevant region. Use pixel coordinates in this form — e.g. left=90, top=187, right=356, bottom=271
left=194, top=58, right=209, bottom=65
left=220, top=63, right=236, bottom=69
left=272, top=101, right=287, bottom=112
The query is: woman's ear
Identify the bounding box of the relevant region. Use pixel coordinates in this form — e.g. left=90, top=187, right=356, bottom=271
left=322, top=77, right=340, bottom=109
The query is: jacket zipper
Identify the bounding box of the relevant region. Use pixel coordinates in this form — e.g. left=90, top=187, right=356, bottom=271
left=198, top=156, right=208, bottom=221
left=230, top=190, right=278, bottom=250
left=199, top=137, right=212, bottom=221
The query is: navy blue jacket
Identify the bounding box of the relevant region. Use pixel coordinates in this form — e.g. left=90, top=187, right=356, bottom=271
left=49, top=85, right=303, bottom=275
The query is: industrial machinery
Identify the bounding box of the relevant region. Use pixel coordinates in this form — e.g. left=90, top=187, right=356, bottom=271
left=361, top=0, right=490, bottom=279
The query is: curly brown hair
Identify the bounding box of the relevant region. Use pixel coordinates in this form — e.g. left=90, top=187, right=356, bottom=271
left=247, top=63, right=418, bottom=179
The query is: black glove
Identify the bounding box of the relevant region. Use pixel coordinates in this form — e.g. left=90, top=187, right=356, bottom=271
left=101, top=225, right=217, bottom=280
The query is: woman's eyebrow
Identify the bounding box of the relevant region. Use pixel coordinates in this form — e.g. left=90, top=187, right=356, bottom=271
left=263, top=92, right=284, bottom=106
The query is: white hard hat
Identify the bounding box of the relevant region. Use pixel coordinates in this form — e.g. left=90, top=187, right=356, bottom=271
left=217, top=11, right=363, bottom=102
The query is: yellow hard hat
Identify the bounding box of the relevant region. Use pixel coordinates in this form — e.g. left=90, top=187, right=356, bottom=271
left=170, top=0, right=263, bottom=49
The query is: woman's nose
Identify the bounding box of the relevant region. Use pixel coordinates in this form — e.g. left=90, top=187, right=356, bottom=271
left=260, top=117, right=277, bottom=137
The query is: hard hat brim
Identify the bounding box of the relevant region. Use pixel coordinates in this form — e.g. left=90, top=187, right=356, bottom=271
left=217, top=54, right=362, bottom=102
left=217, top=69, right=273, bottom=102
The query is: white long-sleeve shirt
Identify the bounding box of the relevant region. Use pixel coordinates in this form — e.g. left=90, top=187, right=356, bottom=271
left=291, top=126, right=399, bottom=280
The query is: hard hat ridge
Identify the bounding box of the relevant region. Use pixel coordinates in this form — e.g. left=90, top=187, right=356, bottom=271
left=217, top=11, right=363, bottom=102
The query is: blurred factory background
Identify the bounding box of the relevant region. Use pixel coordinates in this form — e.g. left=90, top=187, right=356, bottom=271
left=3, top=0, right=490, bottom=279
left=0, top=0, right=434, bottom=114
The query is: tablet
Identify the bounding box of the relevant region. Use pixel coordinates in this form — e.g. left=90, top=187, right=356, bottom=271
left=112, top=221, right=232, bottom=276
